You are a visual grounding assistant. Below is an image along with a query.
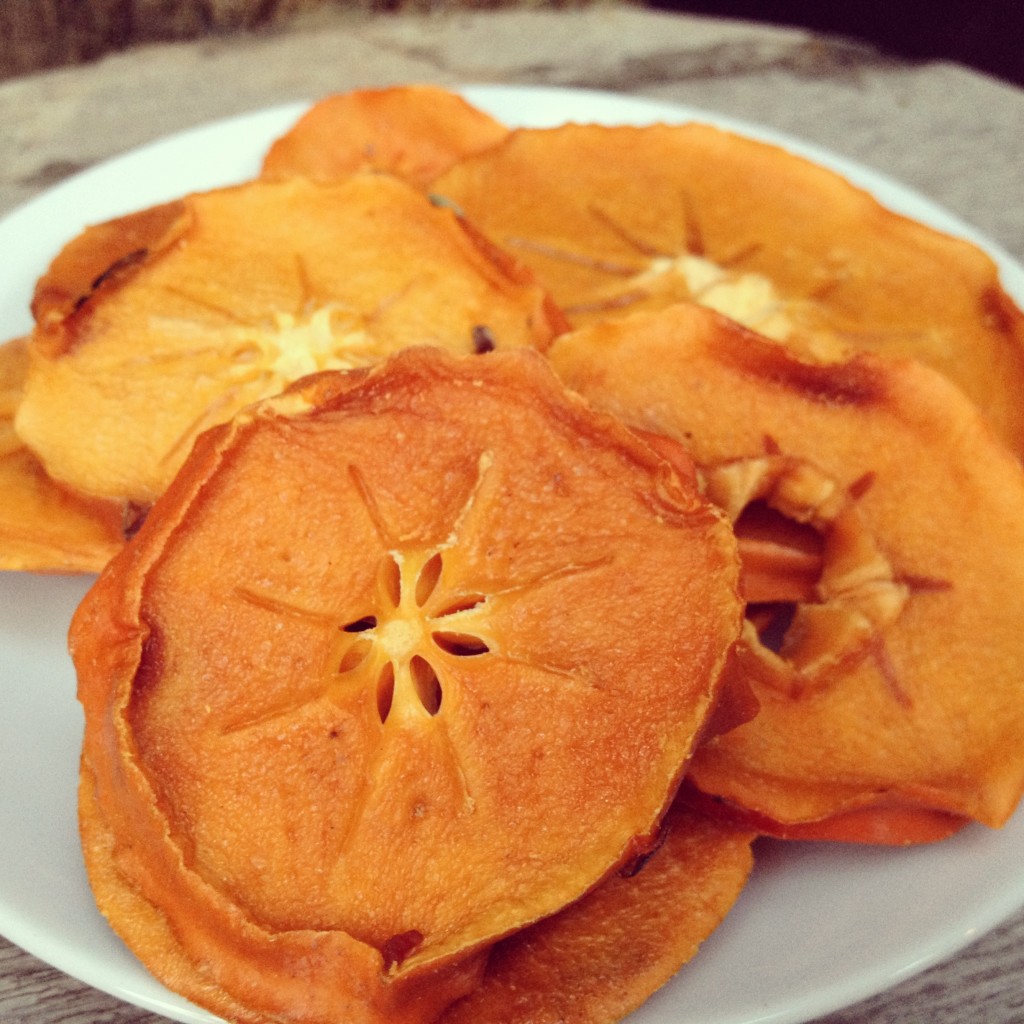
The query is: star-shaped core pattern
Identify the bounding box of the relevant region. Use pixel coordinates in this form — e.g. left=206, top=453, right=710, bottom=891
left=332, top=548, right=490, bottom=724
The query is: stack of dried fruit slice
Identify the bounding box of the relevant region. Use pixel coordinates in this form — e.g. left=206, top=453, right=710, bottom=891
left=432, top=122, right=1024, bottom=456
left=550, top=302, right=1024, bottom=844
left=428, top=100, right=1024, bottom=844
left=4, top=82, right=1024, bottom=1024
left=73, top=346, right=747, bottom=1024
left=5, top=171, right=565, bottom=570
left=16, top=173, right=564, bottom=508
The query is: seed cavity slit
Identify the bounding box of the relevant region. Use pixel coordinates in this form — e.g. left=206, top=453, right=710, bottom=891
left=376, top=663, right=395, bottom=722
left=337, top=640, right=371, bottom=674
left=343, top=615, right=377, bottom=633
left=410, top=655, right=443, bottom=715
left=433, top=631, right=490, bottom=657
left=380, top=555, right=402, bottom=607
left=437, top=594, right=486, bottom=616
left=416, top=552, right=443, bottom=606
left=746, top=602, right=797, bottom=654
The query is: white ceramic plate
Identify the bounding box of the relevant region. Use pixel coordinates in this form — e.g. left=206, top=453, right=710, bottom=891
left=1, top=84, right=1023, bottom=1024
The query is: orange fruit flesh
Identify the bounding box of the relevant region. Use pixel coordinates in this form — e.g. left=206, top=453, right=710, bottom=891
left=72, top=346, right=742, bottom=1022
left=433, top=122, right=1024, bottom=456
left=30, top=200, right=187, bottom=331
left=438, top=804, right=756, bottom=1024
left=549, top=302, right=1024, bottom=834
left=0, top=336, right=124, bottom=573
left=261, top=85, right=509, bottom=189
left=16, top=173, right=566, bottom=505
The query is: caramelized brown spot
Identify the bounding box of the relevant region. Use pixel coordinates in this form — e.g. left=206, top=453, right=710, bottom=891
left=90, top=247, right=149, bottom=293
left=722, top=334, right=886, bottom=407
left=617, top=820, right=670, bottom=878
left=848, top=471, right=876, bottom=500
left=472, top=325, right=496, bottom=354
left=980, top=285, right=1023, bottom=336
left=899, top=573, right=953, bottom=592
left=380, top=929, right=424, bottom=971
left=122, top=501, right=150, bottom=540
left=129, top=623, right=166, bottom=699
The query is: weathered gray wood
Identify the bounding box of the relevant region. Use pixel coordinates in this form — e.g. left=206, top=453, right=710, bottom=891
left=0, top=0, right=584, bottom=80
left=0, top=0, right=307, bottom=79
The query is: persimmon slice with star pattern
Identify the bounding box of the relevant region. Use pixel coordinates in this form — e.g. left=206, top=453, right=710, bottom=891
left=550, top=302, right=1024, bottom=839
left=261, top=85, right=509, bottom=189
left=16, top=173, right=566, bottom=506
left=72, top=346, right=742, bottom=1023
left=433, top=123, right=1024, bottom=455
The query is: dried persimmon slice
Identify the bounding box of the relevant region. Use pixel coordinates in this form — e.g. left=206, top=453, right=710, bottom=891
left=434, top=123, right=1024, bottom=455
left=16, top=173, right=566, bottom=505
left=437, top=804, right=755, bottom=1024
left=0, top=337, right=124, bottom=574
left=72, top=346, right=742, bottom=1023
left=262, top=85, right=509, bottom=189
left=550, top=302, right=1024, bottom=838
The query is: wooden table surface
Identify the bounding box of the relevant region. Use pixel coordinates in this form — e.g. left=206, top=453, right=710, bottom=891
left=1, top=5, right=1023, bottom=1023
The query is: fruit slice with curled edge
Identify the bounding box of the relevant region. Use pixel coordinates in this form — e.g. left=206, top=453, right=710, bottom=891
left=0, top=336, right=124, bottom=573
left=30, top=200, right=187, bottom=333
left=71, top=345, right=743, bottom=1023
left=261, top=85, right=509, bottom=189
left=433, top=122, right=1024, bottom=456
left=436, top=803, right=756, bottom=1024
left=549, top=301, right=1024, bottom=841
left=17, top=173, right=567, bottom=507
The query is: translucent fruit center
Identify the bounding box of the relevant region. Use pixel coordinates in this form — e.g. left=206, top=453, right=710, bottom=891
left=638, top=254, right=793, bottom=341
left=265, top=306, right=373, bottom=380
left=335, top=549, right=490, bottom=723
